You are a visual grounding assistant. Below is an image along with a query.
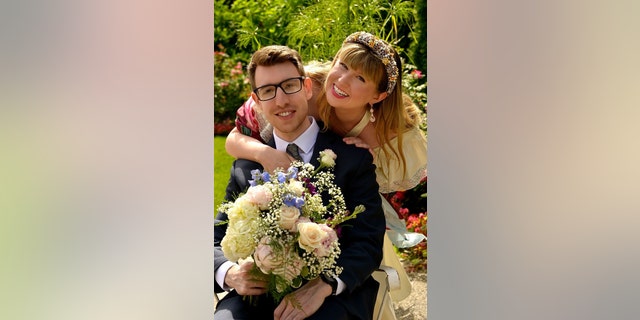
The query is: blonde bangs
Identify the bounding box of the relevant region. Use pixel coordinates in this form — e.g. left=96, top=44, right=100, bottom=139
left=336, top=44, right=388, bottom=93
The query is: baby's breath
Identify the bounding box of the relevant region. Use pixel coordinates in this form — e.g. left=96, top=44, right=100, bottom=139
left=219, top=149, right=364, bottom=303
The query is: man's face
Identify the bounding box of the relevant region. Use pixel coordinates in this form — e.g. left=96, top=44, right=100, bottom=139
left=252, top=62, right=313, bottom=141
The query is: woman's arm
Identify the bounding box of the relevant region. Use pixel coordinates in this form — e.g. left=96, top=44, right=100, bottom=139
left=224, top=128, right=294, bottom=172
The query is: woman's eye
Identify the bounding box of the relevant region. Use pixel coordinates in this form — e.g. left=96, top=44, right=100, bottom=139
left=339, top=62, right=348, bottom=70
left=357, top=76, right=366, bottom=82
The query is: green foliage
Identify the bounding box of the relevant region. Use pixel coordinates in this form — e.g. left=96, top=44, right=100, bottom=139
left=215, top=0, right=311, bottom=55
left=287, top=0, right=417, bottom=62
left=409, top=0, right=427, bottom=74
left=215, top=0, right=419, bottom=63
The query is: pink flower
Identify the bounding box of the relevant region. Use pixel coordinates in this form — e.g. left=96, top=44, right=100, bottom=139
left=245, top=185, right=273, bottom=210
left=314, top=224, right=338, bottom=257
left=281, top=253, right=304, bottom=282
left=411, top=69, right=424, bottom=79
left=254, top=238, right=276, bottom=274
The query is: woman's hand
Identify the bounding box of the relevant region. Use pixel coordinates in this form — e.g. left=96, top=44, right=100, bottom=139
left=343, top=137, right=374, bottom=158
left=257, top=147, right=295, bottom=173
left=342, top=136, right=370, bottom=149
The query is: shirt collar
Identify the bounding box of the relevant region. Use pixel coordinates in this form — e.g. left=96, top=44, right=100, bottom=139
left=273, top=117, right=319, bottom=156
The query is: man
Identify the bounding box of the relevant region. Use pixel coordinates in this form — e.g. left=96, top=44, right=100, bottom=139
left=214, top=45, right=386, bottom=320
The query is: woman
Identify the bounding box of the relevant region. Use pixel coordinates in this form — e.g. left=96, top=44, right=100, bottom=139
left=318, top=32, right=427, bottom=249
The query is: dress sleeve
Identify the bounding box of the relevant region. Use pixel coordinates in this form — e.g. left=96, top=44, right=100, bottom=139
left=234, top=97, right=265, bottom=143
left=374, top=127, right=427, bottom=194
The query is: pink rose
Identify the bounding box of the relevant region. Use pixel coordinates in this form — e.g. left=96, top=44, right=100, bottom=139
left=254, top=238, right=276, bottom=273
left=314, top=224, right=338, bottom=257
left=281, top=253, right=304, bottom=282
left=245, top=185, right=273, bottom=210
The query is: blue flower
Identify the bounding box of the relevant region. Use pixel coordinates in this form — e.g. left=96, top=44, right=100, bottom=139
left=251, top=169, right=263, bottom=183
left=277, top=172, right=287, bottom=183
left=261, top=172, right=271, bottom=182
left=287, top=166, right=298, bottom=179
left=283, top=194, right=304, bottom=209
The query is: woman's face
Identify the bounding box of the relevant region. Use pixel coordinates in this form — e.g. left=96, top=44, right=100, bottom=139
left=325, top=59, right=385, bottom=112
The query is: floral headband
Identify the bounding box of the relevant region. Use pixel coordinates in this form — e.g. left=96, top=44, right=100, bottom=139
left=344, top=31, right=399, bottom=95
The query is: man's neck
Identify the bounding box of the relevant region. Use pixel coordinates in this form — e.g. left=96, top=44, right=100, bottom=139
left=274, top=117, right=312, bottom=142
left=273, top=117, right=319, bottom=159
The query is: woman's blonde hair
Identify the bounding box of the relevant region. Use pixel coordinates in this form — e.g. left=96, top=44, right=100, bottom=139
left=304, top=60, right=331, bottom=85
left=318, top=41, right=420, bottom=179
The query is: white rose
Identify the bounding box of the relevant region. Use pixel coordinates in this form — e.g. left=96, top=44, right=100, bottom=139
left=297, top=222, right=327, bottom=252
left=287, top=180, right=306, bottom=197
left=319, top=149, right=337, bottom=167
left=278, top=205, right=300, bottom=230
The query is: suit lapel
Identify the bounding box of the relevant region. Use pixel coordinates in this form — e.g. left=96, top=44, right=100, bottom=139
left=310, top=131, right=333, bottom=167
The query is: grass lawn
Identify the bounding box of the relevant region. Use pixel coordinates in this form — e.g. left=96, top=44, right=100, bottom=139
left=214, top=135, right=234, bottom=211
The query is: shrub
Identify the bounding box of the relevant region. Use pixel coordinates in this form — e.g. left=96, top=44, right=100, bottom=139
left=214, top=50, right=252, bottom=125
left=402, top=62, right=427, bottom=132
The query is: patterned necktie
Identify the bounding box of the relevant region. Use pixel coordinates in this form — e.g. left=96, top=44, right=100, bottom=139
left=286, top=143, right=303, bottom=161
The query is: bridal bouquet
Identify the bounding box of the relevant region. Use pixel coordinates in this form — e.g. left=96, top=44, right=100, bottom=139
left=219, top=149, right=364, bottom=302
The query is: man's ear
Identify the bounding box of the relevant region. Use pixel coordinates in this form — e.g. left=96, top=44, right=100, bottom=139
left=251, top=92, right=263, bottom=113
left=369, top=92, right=388, bottom=105
left=303, top=77, right=313, bottom=100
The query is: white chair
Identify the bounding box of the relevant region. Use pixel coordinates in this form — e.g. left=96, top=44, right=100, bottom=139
left=371, top=232, right=414, bottom=320
left=372, top=265, right=402, bottom=320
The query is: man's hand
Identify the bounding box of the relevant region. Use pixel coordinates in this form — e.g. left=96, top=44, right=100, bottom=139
left=273, top=278, right=332, bottom=320
left=224, top=261, right=268, bottom=296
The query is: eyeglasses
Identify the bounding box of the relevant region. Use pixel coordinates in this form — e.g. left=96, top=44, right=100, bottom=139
left=253, top=77, right=305, bottom=101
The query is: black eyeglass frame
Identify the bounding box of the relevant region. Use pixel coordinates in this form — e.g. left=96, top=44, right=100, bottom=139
left=252, top=76, right=306, bottom=101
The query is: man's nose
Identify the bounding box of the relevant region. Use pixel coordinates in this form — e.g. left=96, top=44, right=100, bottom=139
left=274, top=86, right=290, bottom=105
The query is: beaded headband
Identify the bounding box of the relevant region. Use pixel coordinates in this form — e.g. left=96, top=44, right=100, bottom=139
left=344, top=31, right=399, bottom=95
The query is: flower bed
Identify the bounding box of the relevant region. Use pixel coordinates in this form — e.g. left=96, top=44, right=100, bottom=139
left=384, top=176, right=427, bottom=272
